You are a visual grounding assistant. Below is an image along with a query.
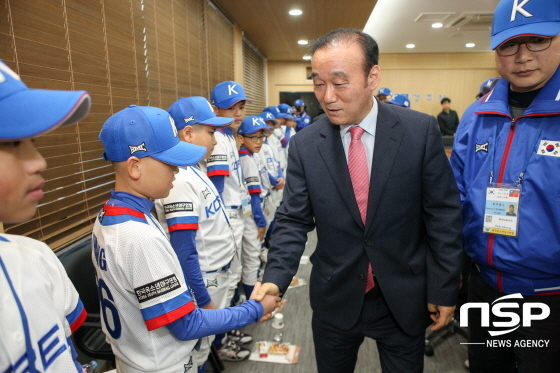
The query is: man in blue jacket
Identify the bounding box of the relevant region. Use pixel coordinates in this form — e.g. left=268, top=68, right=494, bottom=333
left=293, top=99, right=312, bottom=132
left=450, top=1, right=560, bottom=372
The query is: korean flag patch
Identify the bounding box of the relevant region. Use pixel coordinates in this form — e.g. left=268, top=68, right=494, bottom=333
left=537, top=140, right=560, bottom=157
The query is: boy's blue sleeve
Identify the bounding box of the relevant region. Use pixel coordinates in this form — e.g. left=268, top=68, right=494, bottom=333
left=166, top=299, right=264, bottom=341
left=170, top=229, right=211, bottom=307
left=277, top=164, right=284, bottom=178
left=268, top=172, right=279, bottom=185
left=208, top=175, right=225, bottom=199
left=251, top=194, right=267, bottom=227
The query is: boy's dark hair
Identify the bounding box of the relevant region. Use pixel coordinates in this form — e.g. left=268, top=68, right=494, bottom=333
left=308, top=28, right=379, bottom=79
left=441, top=97, right=451, bottom=105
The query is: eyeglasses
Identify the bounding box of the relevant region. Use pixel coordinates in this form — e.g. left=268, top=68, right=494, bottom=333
left=243, top=135, right=266, bottom=143
left=496, top=36, right=553, bottom=57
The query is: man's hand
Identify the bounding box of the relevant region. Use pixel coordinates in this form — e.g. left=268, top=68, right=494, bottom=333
left=428, top=303, right=456, bottom=331
left=251, top=282, right=281, bottom=322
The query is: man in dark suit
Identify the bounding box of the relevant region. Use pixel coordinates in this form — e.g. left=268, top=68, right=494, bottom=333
left=254, top=28, right=463, bottom=372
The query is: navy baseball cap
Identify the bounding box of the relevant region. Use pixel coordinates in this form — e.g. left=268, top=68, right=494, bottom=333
left=377, top=87, right=392, bottom=96
left=277, top=103, right=294, bottom=119
left=168, top=96, right=233, bottom=130
left=238, top=116, right=272, bottom=135
left=0, top=60, right=91, bottom=140
left=263, top=106, right=284, bottom=119
left=259, top=111, right=279, bottom=125
left=388, top=94, right=410, bottom=108
left=294, top=99, right=305, bottom=106
left=491, top=0, right=560, bottom=49
left=99, top=105, right=206, bottom=166
left=210, top=81, right=252, bottom=109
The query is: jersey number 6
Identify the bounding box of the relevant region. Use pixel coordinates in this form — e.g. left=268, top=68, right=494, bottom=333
left=97, top=278, right=122, bottom=339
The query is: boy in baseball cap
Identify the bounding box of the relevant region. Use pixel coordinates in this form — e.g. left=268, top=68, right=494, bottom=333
left=157, top=96, right=247, bottom=367
left=257, top=111, right=285, bottom=260
left=207, top=81, right=255, bottom=353
left=450, top=1, right=560, bottom=372
left=387, top=94, right=411, bottom=108
left=262, top=106, right=288, bottom=172
left=94, top=105, right=278, bottom=373
left=376, top=87, right=392, bottom=102
left=236, top=116, right=272, bottom=302
left=0, top=59, right=91, bottom=372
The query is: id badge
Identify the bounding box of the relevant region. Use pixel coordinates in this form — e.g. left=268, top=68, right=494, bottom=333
left=242, top=192, right=252, bottom=215
left=483, top=183, right=520, bottom=237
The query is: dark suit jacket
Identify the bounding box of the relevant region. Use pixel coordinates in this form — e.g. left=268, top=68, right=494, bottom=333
left=262, top=101, right=463, bottom=336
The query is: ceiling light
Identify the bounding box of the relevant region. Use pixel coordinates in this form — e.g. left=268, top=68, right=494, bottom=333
left=289, top=9, right=302, bottom=16
left=298, top=40, right=308, bottom=45
left=466, top=43, right=475, bottom=48
left=406, top=44, right=415, bottom=49
left=302, top=55, right=312, bottom=60
left=431, top=23, right=443, bottom=28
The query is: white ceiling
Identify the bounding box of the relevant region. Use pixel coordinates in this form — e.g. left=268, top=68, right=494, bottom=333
left=364, top=0, right=500, bottom=54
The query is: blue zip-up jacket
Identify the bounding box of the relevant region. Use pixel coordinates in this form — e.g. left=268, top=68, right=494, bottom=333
left=450, top=68, right=560, bottom=296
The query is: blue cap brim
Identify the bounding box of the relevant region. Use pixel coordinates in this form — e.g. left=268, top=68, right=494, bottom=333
left=491, top=22, right=560, bottom=49
left=150, top=141, right=207, bottom=167
left=213, top=97, right=252, bottom=109
left=242, top=124, right=273, bottom=135
left=283, top=114, right=294, bottom=120
left=198, top=116, right=234, bottom=126
left=0, top=89, right=90, bottom=140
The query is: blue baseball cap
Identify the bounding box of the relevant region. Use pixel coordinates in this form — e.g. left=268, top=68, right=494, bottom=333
left=0, top=60, right=91, bottom=140
left=479, top=77, right=499, bottom=95
left=263, top=106, right=284, bottom=119
left=259, top=111, right=279, bottom=125
left=388, top=94, right=410, bottom=108
left=238, top=116, right=272, bottom=135
left=294, top=99, right=305, bottom=106
left=277, top=103, right=294, bottom=119
left=99, top=105, right=206, bottom=166
left=491, top=0, right=560, bottom=49
left=168, top=96, right=233, bottom=130
left=377, top=87, right=392, bottom=96
left=210, top=81, right=252, bottom=109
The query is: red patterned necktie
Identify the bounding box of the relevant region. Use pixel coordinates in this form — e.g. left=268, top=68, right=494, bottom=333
left=348, top=126, right=375, bottom=292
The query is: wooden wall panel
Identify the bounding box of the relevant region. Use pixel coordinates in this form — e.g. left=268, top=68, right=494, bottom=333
left=0, top=0, right=235, bottom=250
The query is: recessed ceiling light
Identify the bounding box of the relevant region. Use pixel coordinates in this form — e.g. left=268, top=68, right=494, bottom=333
left=406, top=44, right=415, bottom=49
left=466, top=43, right=475, bottom=48
left=298, top=40, right=308, bottom=45
left=431, top=23, right=443, bottom=28
left=302, top=55, right=312, bottom=60
left=289, top=9, right=302, bottom=16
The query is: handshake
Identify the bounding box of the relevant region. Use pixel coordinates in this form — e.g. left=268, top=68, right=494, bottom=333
left=250, top=281, right=282, bottom=322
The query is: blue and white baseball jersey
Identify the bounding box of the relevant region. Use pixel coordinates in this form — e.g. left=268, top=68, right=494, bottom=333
left=273, top=127, right=287, bottom=171
left=239, top=147, right=267, bottom=200
left=0, top=234, right=86, bottom=373
left=253, top=147, right=273, bottom=198
left=92, top=191, right=197, bottom=373
left=260, top=142, right=281, bottom=182
left=156, top=166, right=235, bottom=272
left=206, top=128, right=246, bottom=208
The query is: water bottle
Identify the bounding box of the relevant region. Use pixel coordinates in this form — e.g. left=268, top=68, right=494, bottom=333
left=82, top=360, right=98, bottom=373
left=271, top=312, right=284, bottom=342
